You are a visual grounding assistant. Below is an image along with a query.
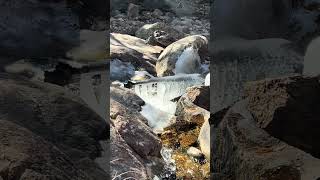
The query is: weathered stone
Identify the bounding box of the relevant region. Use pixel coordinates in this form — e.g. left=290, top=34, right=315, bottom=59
left=210, top=38, right=303, bottom=113
left=113, top=114, right=161, bottom=157
left=212, top=98, right=320, bottom=180
left=110, top=85, right=145, bottom=112
left=175, top=86, right=210, bottom=126
left=110, top=33, right=164, bottom=75
left=0, top=119, right=93, bottom=180
left=108, top=125, right=149, bottom=179
left=110, top=97, right=147, bottom=124
left=0, top=73, right=108, bottom=179
left=111, top=99, right=162, bottom=157
left=244, top=75, right=320, bottom=158
left=185, top=86, right=210, bottom=111
left=156, top=35, right=208, bottom=77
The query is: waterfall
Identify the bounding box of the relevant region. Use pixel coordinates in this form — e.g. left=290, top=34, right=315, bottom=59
left=133, top=74, right=204, bottom=131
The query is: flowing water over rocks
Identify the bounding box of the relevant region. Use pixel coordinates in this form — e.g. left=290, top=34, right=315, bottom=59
left=134, top=74, right=205, bottom=131
left=110, top=1, right=211, bottom=179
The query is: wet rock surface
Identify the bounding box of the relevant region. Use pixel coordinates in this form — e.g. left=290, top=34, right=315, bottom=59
left=160, top=85, right=211, bottom=179
left=109, top=1, right=211, bottom=179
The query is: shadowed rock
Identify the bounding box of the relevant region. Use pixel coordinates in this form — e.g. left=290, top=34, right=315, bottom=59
left=0, top=119, right=93, bottom=180
left=244, top=75, right=320, bottom=158
left=212, top=99, right=320, bottom=180
left=0, top=0, right=80, bottom=58
left=0, top=73, right=108, bottom=179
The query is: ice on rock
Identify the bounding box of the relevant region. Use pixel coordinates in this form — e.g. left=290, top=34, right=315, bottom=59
left=134, top=74, right=204, bottom=131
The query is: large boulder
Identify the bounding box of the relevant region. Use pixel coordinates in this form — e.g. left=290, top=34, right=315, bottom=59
left=175, top=85, right=210, bottom=125
left=156, top=35, right=208, bottom=77
left=110, top=99, right=162, bottom=157
left=0, top=0, right=79, bottom=58
left=182, top=85, right=210, bottom=111
left=110, top=33, right=164, bottom=75
left=0, top=119, right=93, bottom=180
left=0, top=73, right=108, bottom=179
left=110, top=85, right=145, bottom=112
left=212, top=99, right=320, bottom=180
left=210, top=38, right=303, bottom=113
left=109, top=86, right=165, bottom=179
left=108, top=125, right=149, bottom=179
left=244, top=75, right=320, bottom=158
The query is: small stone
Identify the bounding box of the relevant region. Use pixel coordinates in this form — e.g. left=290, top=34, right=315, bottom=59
left=127, top=3, right=140, bottom=19
left=187, top=147, right=203, bottom=158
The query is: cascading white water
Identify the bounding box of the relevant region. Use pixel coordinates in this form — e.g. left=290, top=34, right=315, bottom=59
left=134, top=74, right=204, bottom=131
